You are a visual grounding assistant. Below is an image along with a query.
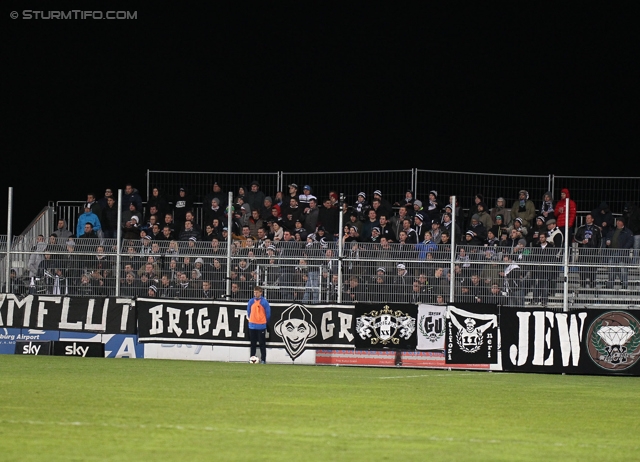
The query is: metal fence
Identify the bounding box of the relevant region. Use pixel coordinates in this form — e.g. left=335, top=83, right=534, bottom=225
left=551, top=175, right=640, bottom=215
left=3, top=169, right=640, bottom=309
left=3, top=234, right=639, bottom=309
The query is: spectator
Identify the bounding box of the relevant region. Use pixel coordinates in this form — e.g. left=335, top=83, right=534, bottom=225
left=302, top=197, right=320, bottom=233
left=554, top=188, right=577, bottom=236
left=500, top=252, right=526, bottom=307
left=529, top=216, right=547, bottom=246
left=52, top=219, right=73, bottom=242
left=184, top=211, right=202, bottom=238
left=261, top=196, right=276, bottom=221
left=546, top=218, right=564, bottom=248
left=574, top=212, right=602, bottom=287
left=424, top=190, right=442, bottom=224
left=511, top=189, right=536, bottom=229
left=412, top=213, right=427, bottom=242
left=78, top=222, right=99, bottom=240
left=203, top=197, right=225, bottom=228
left=121, top=183, right=143, bottom=212
left=416, top=231, right=438, bottom=259
left=605, top=217, right=634, bottom=289
left=441, top=212, right=461, bottom=242
left=101, top=196, right=119, bottom=239
left=372, top=190, right=393, bottom=220
left=392, top=263, right=412, bottom=303
left=158, top=274, right=177, bottom=298
left=485, top=283, right=507, bottom=305
left=344, top=275, right=365, bottom=303
left=147, top=186, right=169, bottom=220
left=465, top=214, right=487, bottom=245
left=121, top=201, right=142, bottom=227
left=85, top=193, right=102, bottom=226
left=284, top=183, right=299, bottom=206
left=318, top=197, right=340, bottom=240
left=540, top=191, right=555, bottom=222
left=203, top=181, right=227, bottom=209
left=122, top=216, right=141, bottom=241
left=475, top=201, right=493, bottom=231
left=394, top=189, right=414, bottom=209
left=410, top=279, right=429, bottom=304
left=508, top=218, right=529, bottom=243
left=622, top=202, right=640, bottom=251
left=411, top=199, right=424, bottom=219
left=27, top=234, right=47, bottom=280
left=97, top=187, right=114, bottom=212
left=468, top=194, right=484, bottom=225
left=430, top=219, right=442, bottom=244
left=246, top=180, right=266, bottom=213
left=76, top=203, right=102, bottom=238
left=178, top=220, right=201, bottom=242
left=247, top=209, right=264, bottom=239
left=490, top=197, right=511, bottom=226
left=298, top=185, right=315, bottom=208
left=378, top=214, right=396, bottom=242
left=173, top=187, right=194, bottom=229
left=353, top=192, right=370, bottom=222
left=361, top=209, right=380, bottom=242
left=591, top=201, right=614, bottom=244
left=489, top=214, right=509, bottom=242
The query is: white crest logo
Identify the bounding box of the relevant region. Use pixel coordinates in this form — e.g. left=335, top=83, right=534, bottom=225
left=356, top=305, right=415, bottom=345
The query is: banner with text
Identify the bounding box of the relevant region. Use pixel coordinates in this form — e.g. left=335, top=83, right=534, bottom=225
left=416, top=304, right=446, bottom=351
left=353, top=303, right=417, bottom=350
left=446, top=304, right=499, bottom=364
left=136, top=299, right=355, bottom=361
left=0, top=294, right=136, bottom=334
left=501, top=308, right=640, bottom=376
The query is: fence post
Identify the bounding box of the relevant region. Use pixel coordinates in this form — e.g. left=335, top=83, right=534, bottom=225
left=115, top=189, right=123, bottom=297
left=563, top=197, right=570, bottom=312
left=337, top=193, right=345, bottom=304
left=449, top=195, right=456, bottom=303
left=225, top=191, right=233, bottom=301
left=5, top=187, right=13, bottom=293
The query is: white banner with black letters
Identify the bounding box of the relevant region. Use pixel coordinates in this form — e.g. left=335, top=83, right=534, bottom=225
left=136, top=299, right=356, bottom=361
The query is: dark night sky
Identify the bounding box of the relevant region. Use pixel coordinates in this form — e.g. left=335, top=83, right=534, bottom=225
left=3, top=4, right=638, bottom=233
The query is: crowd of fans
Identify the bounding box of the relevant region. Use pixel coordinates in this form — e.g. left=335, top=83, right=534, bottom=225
left=9, top=181, right=640, bottom=305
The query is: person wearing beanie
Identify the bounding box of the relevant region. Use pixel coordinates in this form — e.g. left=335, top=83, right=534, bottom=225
left=511, top=189, right=536, bottom=229
left=490, top=197, right=512, bottom=227
left=540, top=191, right=555, bottom=221
left=425, top=190, right=442, bottom=224
left=464, top=213, right=487, bottom=244
left=530, top=215, right=548, bottom=246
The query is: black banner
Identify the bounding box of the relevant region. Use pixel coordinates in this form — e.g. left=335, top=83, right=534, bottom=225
left=0, top=294, right=136, bottom=334
left=446, top=303, right=499, bottom=364
left=15, top=340, right=53, bottom=355
left=353, top=303, right=417, bottom=350
left=501, top=308, right=640, bottom=376
left=53, top=341, right=105, bottom=358
left=136, top=299, right=355, bottom=360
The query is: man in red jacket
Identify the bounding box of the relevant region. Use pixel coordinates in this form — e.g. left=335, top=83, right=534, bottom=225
left=555, top=188, right=577, bottom=239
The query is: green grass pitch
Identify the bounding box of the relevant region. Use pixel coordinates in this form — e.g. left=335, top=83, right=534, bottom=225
left=0, top=355, right=638, bottom=461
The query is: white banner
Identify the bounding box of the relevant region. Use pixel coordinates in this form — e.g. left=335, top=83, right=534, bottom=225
left=416, top=304, right=446, bottom=350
